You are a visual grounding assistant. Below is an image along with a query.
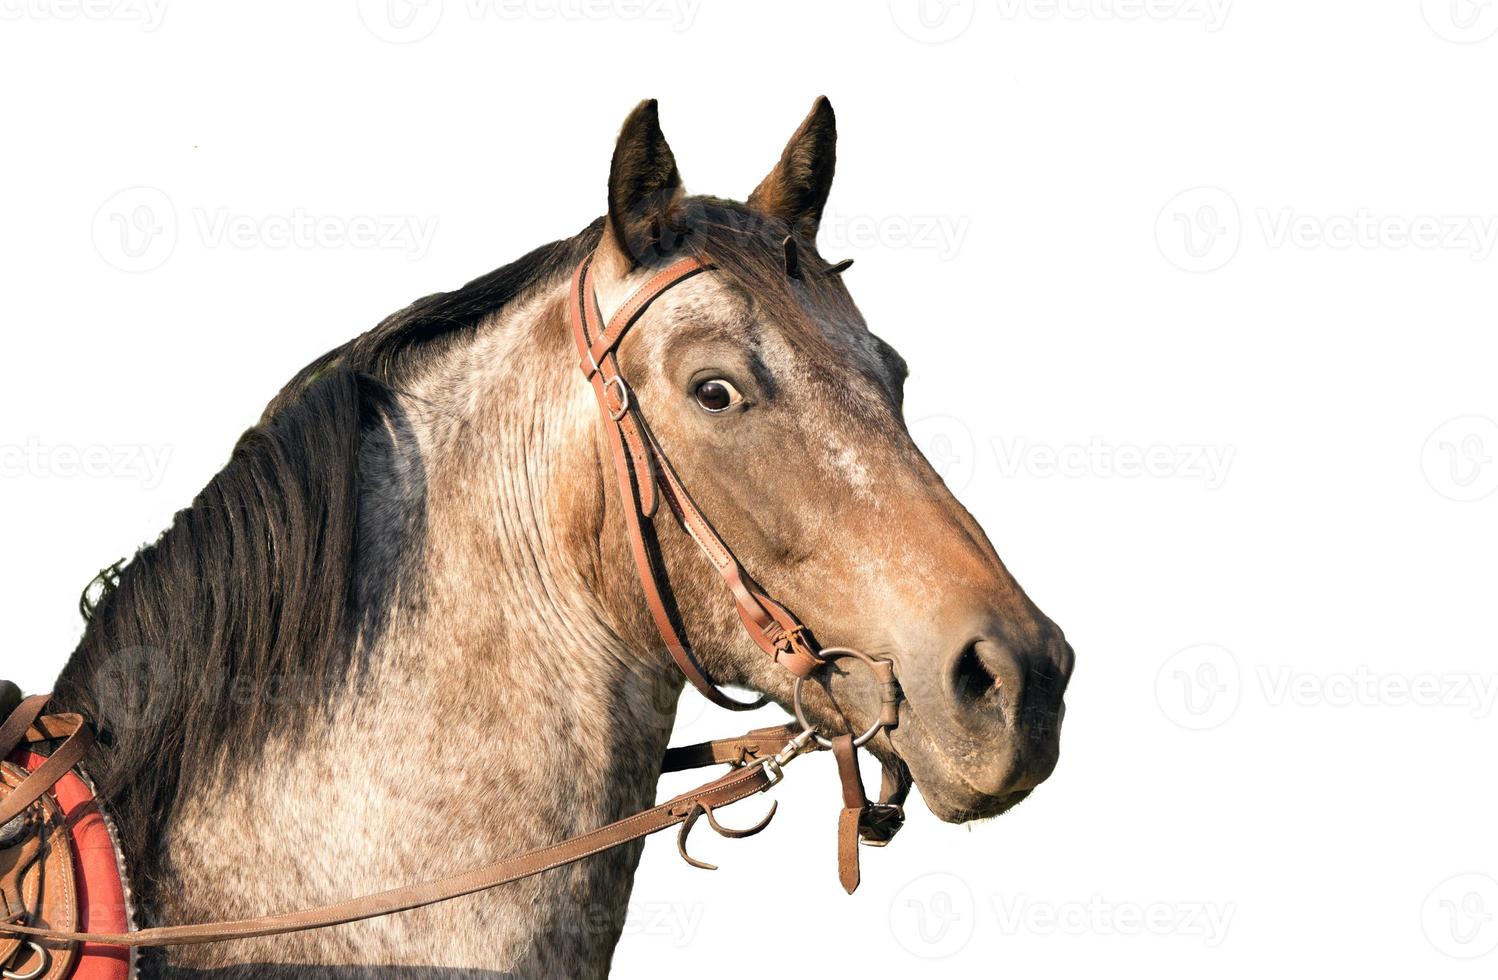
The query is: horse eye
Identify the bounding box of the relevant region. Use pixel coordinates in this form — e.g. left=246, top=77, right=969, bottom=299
left=694, top=379, right=742, bottom=413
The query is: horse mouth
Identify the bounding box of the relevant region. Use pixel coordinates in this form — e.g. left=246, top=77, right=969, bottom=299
left=884, top=696, right=1062, bottom=825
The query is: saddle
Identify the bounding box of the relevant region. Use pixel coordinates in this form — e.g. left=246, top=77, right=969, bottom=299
left=0, top=682, right=132, bottom=980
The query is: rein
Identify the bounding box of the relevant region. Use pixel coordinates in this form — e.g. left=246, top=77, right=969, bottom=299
left=0, top=252, right=909, bottom=961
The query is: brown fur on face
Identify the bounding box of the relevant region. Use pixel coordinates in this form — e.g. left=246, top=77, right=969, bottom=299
left=47, top=100, right=1071, bottom=978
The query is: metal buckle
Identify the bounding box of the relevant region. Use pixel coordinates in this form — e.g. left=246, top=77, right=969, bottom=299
left=751, top=726, right=819, bottom=788
left=2, top=942, right=49, bottom=980
left=857, top=803, right=906, bottom=847
left=603, top=376, right=632, bottom=422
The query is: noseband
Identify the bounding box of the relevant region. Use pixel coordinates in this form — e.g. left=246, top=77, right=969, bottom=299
left=0, top=250, right=910, bottom=962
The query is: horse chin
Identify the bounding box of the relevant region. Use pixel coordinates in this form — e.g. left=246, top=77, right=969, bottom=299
left=923, top=784, right=1034, bottom=825
left=886, top=704, right=1059, bottom=825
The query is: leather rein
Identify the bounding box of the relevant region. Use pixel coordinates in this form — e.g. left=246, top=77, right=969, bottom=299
left=0, top=251, right=908, bottom=956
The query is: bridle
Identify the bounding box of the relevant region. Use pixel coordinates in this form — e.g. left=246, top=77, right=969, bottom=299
left=0, top=249, right=910, bottom=960
left=569, top=253, right=829, bottom=707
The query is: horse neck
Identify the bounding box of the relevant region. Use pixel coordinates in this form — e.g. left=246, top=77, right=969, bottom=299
left=157, top=277, right=683, bottom=975
left=372, top=278, right=682, bottom=783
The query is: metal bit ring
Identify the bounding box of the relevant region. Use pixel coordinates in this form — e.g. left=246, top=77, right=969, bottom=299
left=792, top=647, right=896, bottom=749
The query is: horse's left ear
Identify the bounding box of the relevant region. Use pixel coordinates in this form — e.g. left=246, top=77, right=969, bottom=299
left=748, top=96, right=837, bottom=241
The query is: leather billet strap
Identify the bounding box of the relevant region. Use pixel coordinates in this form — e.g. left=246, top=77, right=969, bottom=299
left=569, top=254, right=824, bottom=710
left=0, top=742, right=781, bottom=948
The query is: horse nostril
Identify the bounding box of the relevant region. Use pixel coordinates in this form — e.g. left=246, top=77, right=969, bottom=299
left=951, top=641, right=998, bottom=703
left=948, top=637, right=1021, bottom=712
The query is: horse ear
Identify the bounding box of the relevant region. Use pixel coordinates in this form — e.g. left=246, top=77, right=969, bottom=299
left=748, top=96, right=837, bottom=241
left=604, top=99, right=685, bottom=267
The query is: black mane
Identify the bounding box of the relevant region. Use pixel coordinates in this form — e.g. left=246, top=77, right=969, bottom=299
left=50, top=222, right=602, bottom=906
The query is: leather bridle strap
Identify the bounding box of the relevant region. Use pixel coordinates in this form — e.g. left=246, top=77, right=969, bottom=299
left=0, top=740, right=782, bottom=948
left=831, top=735, right=867, bottom=895
left=569, top=254, right=823, bottom=710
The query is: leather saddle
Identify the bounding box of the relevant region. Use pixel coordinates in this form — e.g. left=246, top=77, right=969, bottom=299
left=1, top=682, right=81, bottom=980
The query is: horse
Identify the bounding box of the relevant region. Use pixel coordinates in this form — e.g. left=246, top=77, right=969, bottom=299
left=42, top=97, right=1074, bottom=978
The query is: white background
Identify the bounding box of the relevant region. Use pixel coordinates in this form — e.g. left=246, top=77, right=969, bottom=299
left=3, top=1, right=1496, bottom=976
